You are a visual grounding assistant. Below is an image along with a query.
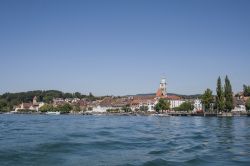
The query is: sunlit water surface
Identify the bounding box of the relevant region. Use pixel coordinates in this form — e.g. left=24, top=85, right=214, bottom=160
left=0, top=115, right=250, bottom=166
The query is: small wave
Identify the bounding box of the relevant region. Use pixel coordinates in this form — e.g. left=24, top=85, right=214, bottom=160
left=148, top=149, right=168, bottom=155
left=35, top=142, right=84, bottom=153
left=67, top=133, right=90, bottom=138
left=142, top=159, right=178, bottom=166
left=186, top=157, right=208, bottom=164
left=95, top=130, right=113, bottom=136
left=87, top=140, right=142, bottom=150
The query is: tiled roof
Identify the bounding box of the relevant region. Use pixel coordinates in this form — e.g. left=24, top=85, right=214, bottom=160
left=156, top=88, right=164, bottom=97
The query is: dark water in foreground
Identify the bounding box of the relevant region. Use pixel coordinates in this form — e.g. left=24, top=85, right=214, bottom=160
left=0, top=115, right=250, bottom=166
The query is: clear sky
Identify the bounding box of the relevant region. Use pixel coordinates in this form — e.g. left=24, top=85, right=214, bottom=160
left=0, top=0, right=249, bottom=96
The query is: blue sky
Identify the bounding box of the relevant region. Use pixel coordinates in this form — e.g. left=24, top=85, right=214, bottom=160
left=0, top=0, right=249, bottom=96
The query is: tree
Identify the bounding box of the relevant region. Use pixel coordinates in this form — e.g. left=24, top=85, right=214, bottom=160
left=43, top=96, right=53, bottom=104
left=224, top=76, right=234, bottom=112
left=64, top=93, right=73, bottom=99
left=88, top=92, right=96, bottom=101
left=155, top=98, right=170, bottom=113
left=201, top=88, right=214, bottom=112
left=39, top=104, right=54, bottom=112
left=246, top=98, right=250, bottom=111
left=139, top=106, right=149, bottom=112
left=74, top=92, right=82, bottom=99
left=243, top=85, right=250, bottom=96
left=216, top=77, right=225, bottom=111
left=0, top=99, right=8, bottom=112
left=57, top=103, right=72, bottom=114
left=175, top=102, right=194, bottom=112
left=122, top=105, right=132, bottom=112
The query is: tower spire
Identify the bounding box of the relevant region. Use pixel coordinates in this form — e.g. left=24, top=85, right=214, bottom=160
left=156, top=76, right=167, bottom=97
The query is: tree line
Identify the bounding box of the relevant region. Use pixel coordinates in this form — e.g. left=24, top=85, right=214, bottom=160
left=202, top=75, right=250, bottom=112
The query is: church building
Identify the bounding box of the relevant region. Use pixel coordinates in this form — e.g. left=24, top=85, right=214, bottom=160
left=156, top=77, right=185, bottom=109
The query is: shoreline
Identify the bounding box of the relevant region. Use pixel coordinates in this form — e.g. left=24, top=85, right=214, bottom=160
left=1, top=111, right=250, bottom=117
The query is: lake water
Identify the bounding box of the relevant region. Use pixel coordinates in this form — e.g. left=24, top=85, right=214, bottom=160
left=0, top=115, right=250, bottom=166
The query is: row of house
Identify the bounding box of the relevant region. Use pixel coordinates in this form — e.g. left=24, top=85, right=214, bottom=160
left=89, top=78, right=202, bottom=113
left=14, top=96, right=45, bottom=112
left=13, top=78, right=247, bottom=113
left=13, top=78, right=202, bottom=113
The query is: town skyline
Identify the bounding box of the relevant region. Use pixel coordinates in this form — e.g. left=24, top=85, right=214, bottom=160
left=1, top=0, right=250, bottom=96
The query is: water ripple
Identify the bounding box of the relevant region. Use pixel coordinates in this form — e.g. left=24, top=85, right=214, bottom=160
left=0, top=115, right=250, bottom=166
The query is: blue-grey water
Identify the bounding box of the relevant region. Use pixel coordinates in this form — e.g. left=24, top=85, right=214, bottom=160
left=0, top=115, right=250, bottom=166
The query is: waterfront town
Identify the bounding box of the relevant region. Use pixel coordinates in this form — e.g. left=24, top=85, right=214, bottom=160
left=1, top=77, right=250, bottom=116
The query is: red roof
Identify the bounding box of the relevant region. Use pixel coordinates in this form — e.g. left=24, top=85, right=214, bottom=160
left=164, top=95, right=181, bottom=100
left=156, top=88, right=164, bottom=97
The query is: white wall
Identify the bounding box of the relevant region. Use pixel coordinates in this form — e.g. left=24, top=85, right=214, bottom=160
left=170, top=100, right=185, bottom=109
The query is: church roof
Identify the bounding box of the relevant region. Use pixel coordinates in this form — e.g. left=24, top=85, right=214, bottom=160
left=156, top=88, right=164, bottom=97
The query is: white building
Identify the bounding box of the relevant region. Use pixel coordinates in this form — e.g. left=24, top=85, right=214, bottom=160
left=139, top=99, right=157, bottom=112
left=232, top=99, right=246, bottom=112
left=169, top=99, right=185, bottom=109
left=232, top=105, right=246, bottom=112
left=15, top=96, right=45, bottom=112
left=193, top=99, right=203, bottom=112
left=92, top=105, right=109, bottom=113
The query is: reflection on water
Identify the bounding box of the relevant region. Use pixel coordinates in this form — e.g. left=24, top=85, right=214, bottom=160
left=0, top=115, right=250, bottom=166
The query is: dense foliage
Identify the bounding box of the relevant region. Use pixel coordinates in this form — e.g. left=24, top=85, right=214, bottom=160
left=215, top=77, right=225, bottom=111
left=56, top=103, right=73, bottom=114
left=39, top=104, right=54, bottom=112
left=106, top=109, right=120, bottom=113
left=39, top=103, right=73, bottom=114
left=122, top=105, right=132, bottom=112
left=155, top=98, right=170, bottom=113
left=246, top=98, right=250, bottom=111
left=139, top=106, right=149, bottom=112
left=243, top=85, right=250, bottom=96
left=174, top=102, right=194, bottom=112
left=201, top=89, right=214, bottom=112
left=224, top=76, right=234, bottom=112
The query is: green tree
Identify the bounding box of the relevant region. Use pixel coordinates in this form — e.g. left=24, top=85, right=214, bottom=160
left=122, top=105, right=132, bottom=112
left=224, top=76, right=234, bottom=112
left=74, top=92, right=82, bottom=99
left=216, top=76, right=225, bottom=111
left=57, top=103, right=72, bottom=114
left=0, top=99, right=8, bottom=112
left=43, top=96, right=54, bottom=103
left=243, top=85, right=250, bottom=96
left=139, top=106, right=149, bottom=112
left=39, top=104, right=54, bottom=112
left=246, top=98, right=250, bottom=111
left=64, top=93, right=73, bottom=99
left=201, top=88, right=214, bottom=112
left=107, top=109, right=120, bottom=113
left=155, top=98, right=170, bottom=113
left=88, top=92, right=96, bottom=101
left=176, top=101, right=194, bottom=112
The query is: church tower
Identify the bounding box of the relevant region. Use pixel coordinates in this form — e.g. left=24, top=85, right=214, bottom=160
left=160, top=77, right=167, bottom=96
left=33, top=96, right=38, bottom=106
left=156, top=77, right=167, bottom=97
